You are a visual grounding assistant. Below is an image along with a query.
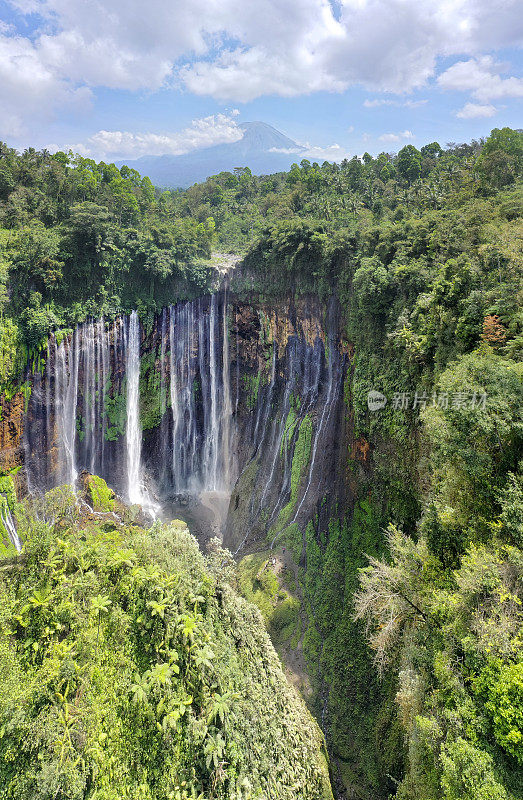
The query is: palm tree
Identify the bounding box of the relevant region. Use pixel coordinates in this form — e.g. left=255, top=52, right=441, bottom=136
left=91, top=593, right=111, bottom=654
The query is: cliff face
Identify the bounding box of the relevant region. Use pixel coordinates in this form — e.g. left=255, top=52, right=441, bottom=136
left=0, top=389, right=25, bottom=475
left=224, top=293, right=355, bottom=553
left=1, top=291, right=401, bottom=799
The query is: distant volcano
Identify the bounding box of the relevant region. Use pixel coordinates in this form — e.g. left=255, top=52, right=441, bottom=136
left=117, top=122, right=306, bottom=188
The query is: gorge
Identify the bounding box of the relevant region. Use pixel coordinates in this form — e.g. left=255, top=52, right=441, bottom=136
left=6, top=278, right=384, bottom=795
left=1, top=131, right=522, bottom=800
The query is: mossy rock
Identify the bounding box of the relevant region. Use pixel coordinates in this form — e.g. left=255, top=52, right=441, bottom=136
left=238, top=552, right=302, bottom=647
left=170, top=518, right=190, bottom=531
left=0, top=475, right=17, bottom=510
left=83, top=473, right=116, bottom=512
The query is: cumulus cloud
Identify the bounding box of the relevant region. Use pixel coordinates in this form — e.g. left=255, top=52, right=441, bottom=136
left=378, top=130, right=414, bottom=143
left=456, top=102, right=497, bottom=119
left=302, top=143, right=351, bottom=161
left=438, top=56, right=523, bottom=102
left=66, top=114, right=244, bottom=159
left=0, top=0, right=522, bottom=134
left=0, top=31, right=92, bottom=138
left=269, top=141, right=351, bottom=162
left=363, top=98, right=427, bottom=108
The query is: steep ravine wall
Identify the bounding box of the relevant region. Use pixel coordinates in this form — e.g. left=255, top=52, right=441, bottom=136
left=1, top=291, right=404, bottom=799
left=225, top=293, right=404, bottom=799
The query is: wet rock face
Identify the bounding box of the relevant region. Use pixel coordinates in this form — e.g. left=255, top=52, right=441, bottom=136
left=0, top=390, right=25, bottom=475
left=223, top=294, right=353, bottom=554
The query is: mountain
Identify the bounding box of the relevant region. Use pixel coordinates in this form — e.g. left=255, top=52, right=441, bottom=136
left=117, top=121, right=306, bottom=188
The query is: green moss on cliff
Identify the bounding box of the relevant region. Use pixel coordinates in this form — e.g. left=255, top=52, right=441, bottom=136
left=104, top=383, right=126, bottom=441
left=294, top=503, right=405, bottom=796
left=140, top=351, right=163, bottom=432
left=237, top=553, right=302, bottom=650
left=273, top=414, right=313, bottom=531
left=242, top=373, right=260, bottom=411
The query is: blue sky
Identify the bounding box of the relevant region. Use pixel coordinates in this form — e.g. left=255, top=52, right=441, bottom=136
left=0, top=0, right=522, bottom=162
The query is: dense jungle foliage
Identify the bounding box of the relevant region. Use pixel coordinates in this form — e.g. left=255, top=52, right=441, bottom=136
left=1, top=126, right=522, bottom=799
left=178, top=126, right=523, bottom=798
left=0, top=144, right=216, bottom=385
left=231, top=128, right=522, bottom=799
left=172, top=126, right=523, bottom=799
left=0, top=481, right=332, bottom=800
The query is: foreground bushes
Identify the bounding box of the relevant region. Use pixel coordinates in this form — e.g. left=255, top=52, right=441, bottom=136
left=0, top=486, right=332, bottom=800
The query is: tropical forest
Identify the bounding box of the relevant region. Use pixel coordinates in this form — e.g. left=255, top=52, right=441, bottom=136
left=0, top=123, right=522, bottom=800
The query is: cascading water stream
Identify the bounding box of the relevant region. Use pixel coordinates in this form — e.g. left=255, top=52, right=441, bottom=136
left=221, top=287, right=233, bottom=489
left=125, top=310, right=143, bottom=506
left=259, top=337, right=299, bottom=510
left=0, top=500, right=22, bottom=552
left=269, top=337, right=323, bottom=525
left=164, top=293, right=234, bottom=496
left=207, top=294, right=220, bottom=489
left=56, top=328, right=80, bottom=486
left=290, top=334, right=343, bottom=527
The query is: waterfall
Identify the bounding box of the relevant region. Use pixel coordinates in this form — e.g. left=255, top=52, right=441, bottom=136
left=83, top=321, right=96, bottom=474
left=46, top=318, right=113, bottom=490
left=253, top=343, right=277, bottom=453
left=159, top=309, right=169, bottom=488
left=206, top=293, right=220, bottom=489
left=291, top=332, right=343, bottom=525
left=24, top=293, right=235, bottom=511
left=168, top=305, right=181, bottom=489
left=259, top=336, right=299, bottom=509
left=164, top=293, right=235, bottom=496
left=0, top=501, right=22, bottom=552
left=55, top=328, right=80, bottom=486
left=97, top=317, right=109, bottom=475
left=222, top=289, right=233, bottom=489
left=125, top=311, right=143, bottom=506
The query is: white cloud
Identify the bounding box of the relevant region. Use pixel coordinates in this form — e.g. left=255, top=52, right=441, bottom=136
left=378, top=130, right=414, bottom=142
left=438, top=56, right=523, bottom=102
left=456, top=102, right=497, bottom=119
left=0, top=31, right=92, bottom=138
left=66, top=114, right=244, bottom=159
left=0, top=0, right=522, bottom=132
left=364, top=99, right=393, bottom=108
left=269, top=140, right=352, bottom=162
left=363, top=98, right=427, bottom=108
left=302, top=142, right=351, bottom=161
left=269, top=147, right=304, bottom=155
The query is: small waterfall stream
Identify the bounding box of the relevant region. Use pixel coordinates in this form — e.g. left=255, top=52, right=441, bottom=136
left=0, top=500, right=22, bottom=552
